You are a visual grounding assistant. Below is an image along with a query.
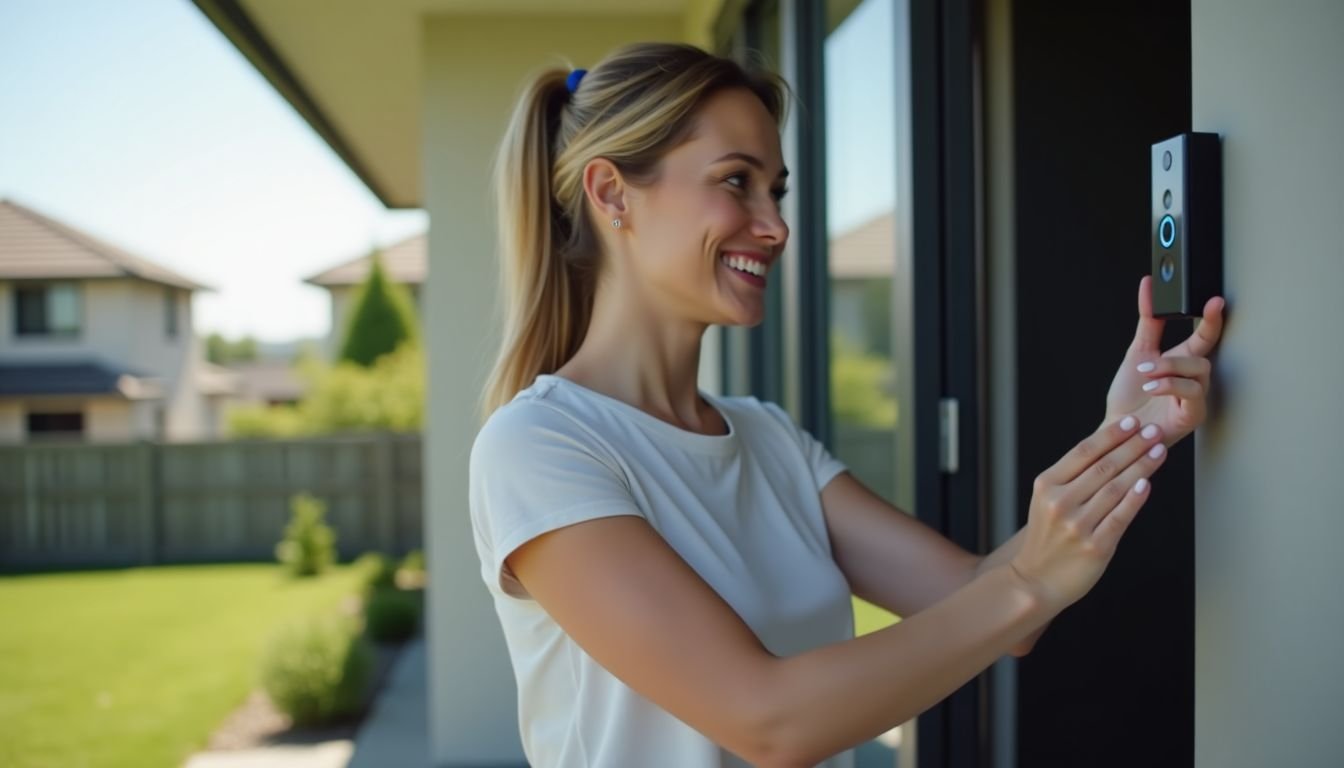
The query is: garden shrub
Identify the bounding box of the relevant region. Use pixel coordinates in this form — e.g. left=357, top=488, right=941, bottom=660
left=399, top=549, right=424, bottom=575
left=275, top=493, right=337, bottom=577
left=259, top=615, right=374, bottom=726
left=354, top=551, right=398, bottom=594
left=364, top=587, right=421, bottom=643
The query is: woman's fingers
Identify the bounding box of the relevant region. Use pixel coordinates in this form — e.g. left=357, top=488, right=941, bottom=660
left=1036, top=415, right=1141, bottom=491
left=1091, top=475, right=1151, bottom=552
left=1139, top=376, right=1204, bottom=400
left=1137, top=355, right=1211, bottom=382
left=1058, top=421, right=1165, bottom=511
left=1138, top=355, right=1212, bottom=393
left=1076, top=430, right=1168, bottom=534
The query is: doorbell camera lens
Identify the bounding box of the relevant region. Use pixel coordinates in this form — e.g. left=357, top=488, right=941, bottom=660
left=1163, top=150, right=1173, bottom=171
left=1158, top=214, right=1176, bottom=248
left=1163, top=190, right=1172, bottom=209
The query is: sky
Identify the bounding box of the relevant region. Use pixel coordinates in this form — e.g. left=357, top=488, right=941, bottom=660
left=0, top=0, right=894, bottom=343
left=825, top=0, right=898, bottom=237
left=0, top=0, right=427, bottom=343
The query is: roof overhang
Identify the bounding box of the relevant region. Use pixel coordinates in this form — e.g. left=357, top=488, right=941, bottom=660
left=192, top=0, right=700, bottom=210
left=0, top=362, right=165, bottom=400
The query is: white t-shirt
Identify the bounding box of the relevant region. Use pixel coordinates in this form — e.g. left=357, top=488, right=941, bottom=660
left=468, top=373, right=857, bottom=768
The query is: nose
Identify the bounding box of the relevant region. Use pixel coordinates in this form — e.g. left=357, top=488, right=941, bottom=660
left=751, top=200, right=789, bottom=246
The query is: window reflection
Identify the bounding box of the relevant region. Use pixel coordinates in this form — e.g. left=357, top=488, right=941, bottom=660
left=825, top=0, right=910, bottom=762
left=826, top=0, right=904, bottom=508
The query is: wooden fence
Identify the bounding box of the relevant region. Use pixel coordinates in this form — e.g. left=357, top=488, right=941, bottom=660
left=0, top=433, right=422, bottom=571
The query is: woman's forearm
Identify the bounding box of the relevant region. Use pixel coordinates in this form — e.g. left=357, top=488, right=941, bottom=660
left=757, top=565, right=1053, bottom=767
left=976, top=526, right=1052, bottom=656
left=977, top=525, right=1027, bottom=576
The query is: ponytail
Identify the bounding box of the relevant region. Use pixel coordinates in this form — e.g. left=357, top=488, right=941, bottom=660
left=480, top=68, right=592, bottom=419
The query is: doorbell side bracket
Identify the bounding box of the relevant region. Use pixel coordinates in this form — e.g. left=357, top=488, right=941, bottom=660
left=1151, top=132, right=1223, bottom=318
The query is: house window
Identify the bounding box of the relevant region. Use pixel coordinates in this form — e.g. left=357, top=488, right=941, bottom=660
left=15, top=282, right=81, bottom=337
left=27, top=411, right=84, bottom=440
left=164, top=286, right=178, bottom=338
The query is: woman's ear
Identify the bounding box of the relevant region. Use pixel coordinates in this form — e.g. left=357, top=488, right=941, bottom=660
left=582, top=157, right=628, bottom=226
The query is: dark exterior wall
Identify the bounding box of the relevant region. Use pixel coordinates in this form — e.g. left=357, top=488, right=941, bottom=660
left=1009, top=2, right=1194, bottom=766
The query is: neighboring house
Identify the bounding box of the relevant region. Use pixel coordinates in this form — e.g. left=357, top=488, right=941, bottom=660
left=829, top=211, right=897, bottom=354
left=225, top=358, right=307, bottom=407
left=0, top=199, right=236, bottom=443
left=303, top=232, right=425, bottom=360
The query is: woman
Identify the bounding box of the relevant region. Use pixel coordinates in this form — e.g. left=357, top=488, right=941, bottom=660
left=469, top=42, right=1225, bottom=768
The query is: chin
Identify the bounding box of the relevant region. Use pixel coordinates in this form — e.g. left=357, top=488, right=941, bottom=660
left=718, top=310, right=766, bottom=328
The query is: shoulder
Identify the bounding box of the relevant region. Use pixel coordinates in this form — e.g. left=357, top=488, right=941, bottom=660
left=712, top=393, right=796, bottom=434
left=471, top=381, right=620, bottom=474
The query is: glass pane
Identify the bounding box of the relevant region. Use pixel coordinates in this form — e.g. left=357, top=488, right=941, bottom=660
left=48, top=283, right=81, bottom=334
left=824, top=0, right=913, bottom=764
left=15, top=285, right=46, bottom=334
left=27, top=411, right=85, bottom=440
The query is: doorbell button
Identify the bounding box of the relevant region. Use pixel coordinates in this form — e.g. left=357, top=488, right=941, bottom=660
left=1160, top=256, right=1176, bottom=282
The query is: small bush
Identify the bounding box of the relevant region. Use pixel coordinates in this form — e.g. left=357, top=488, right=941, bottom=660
left=396, top=549, right=426, bottom=589
left=259, top=615, right=374, bottom=726
left=351, top=551, right=385, bottom=574
left=364, top=588, right=421, bottom=643
left=399, top=549, right=424, bottom=574
left=275, top=493, right=337, bottom=577
left=353, top=551, right=398, bottom=594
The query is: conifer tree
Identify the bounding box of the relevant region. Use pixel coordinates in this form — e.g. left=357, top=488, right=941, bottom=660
left=337, top=251, right=418, bottom=367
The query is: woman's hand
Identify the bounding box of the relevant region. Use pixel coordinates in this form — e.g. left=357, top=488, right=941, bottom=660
left=1102, top=276, right=1226, bottom=445
left=1009, top=416, right=1168, bottom=614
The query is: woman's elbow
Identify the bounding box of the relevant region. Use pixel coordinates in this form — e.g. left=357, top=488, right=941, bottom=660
left=747, top=695, right=832, bottom=768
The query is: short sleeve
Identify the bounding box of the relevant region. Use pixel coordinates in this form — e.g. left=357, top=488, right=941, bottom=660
left=469, top=400, right=643, bottom=600
left=759, top=401, right=849, bottom=491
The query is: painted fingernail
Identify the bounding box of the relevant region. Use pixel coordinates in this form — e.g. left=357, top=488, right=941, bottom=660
left=1149, top=443, right=1166, bottom=459
left=1120, top=415, right=1137, bottom=431
left=1137, top=362, right=1157, bottom=373
left=1135, top=477, right=1149, bottom=493
left=1141, top=424, right=1159, bottom=439
left=1143, top=380, right=1160, bottom=392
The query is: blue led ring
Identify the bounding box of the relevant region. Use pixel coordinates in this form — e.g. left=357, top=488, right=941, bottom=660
left=1158, top=215, right=1177, bottom=248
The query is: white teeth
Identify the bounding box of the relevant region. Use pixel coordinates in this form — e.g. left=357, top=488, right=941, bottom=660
left=722, top=254, right=766, bottom=277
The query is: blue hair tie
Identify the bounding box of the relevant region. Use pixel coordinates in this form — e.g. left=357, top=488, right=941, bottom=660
left=565, top=68, right=587, bottom=95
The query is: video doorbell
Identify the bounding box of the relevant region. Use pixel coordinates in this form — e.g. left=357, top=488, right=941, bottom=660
left=1151, top=132, right=1223, bottom=318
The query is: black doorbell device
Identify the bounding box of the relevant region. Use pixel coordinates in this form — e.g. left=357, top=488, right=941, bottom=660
left=1151, top=132, right=1223, bottom=318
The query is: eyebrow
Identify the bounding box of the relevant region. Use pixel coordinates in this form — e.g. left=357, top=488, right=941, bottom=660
left=713, top=152, right=790, bottom=180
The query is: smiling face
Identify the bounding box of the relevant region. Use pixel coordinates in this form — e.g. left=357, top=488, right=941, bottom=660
left=614, top=87, right=790, bottom=328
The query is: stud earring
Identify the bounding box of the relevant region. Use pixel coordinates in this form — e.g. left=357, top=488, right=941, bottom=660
left=611, top=218, right=622, bottom=229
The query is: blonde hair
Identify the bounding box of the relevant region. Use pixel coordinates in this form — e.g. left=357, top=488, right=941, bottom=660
left=480, top=42, right=789, bottom=419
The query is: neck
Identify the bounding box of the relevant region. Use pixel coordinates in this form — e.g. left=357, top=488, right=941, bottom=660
left=553, top=274, right=713, bottom=432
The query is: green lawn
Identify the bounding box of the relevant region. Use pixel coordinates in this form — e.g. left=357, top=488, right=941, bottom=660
left=0, top=563, right=367, bottom=768
left=853, top=596, right=900, bottom=636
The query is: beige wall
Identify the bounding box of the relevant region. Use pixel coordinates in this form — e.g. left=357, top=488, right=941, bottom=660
left=0, top=278, right=211, bottom=442
left=0, top=395, right=150, bottom=443
left=421, top=13, right=689, bottom=764
left=1192, top=1, right=1344, bottom=765
left=0, top=401, right=21, bottom=442
left=86, top=398, right=134, bottom=442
